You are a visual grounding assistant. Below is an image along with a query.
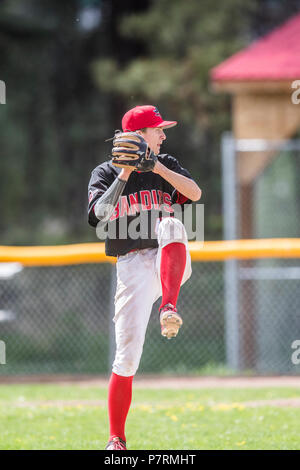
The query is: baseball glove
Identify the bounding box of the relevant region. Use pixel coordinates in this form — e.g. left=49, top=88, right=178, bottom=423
left=111, top=131, right=157, bottom=172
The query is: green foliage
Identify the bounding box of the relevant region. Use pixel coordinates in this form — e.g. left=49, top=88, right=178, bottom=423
left=93, top=0, right=256, bottom=124
left=0, top=0, right=109, bottom=244
left=1, top=0, right=299, bottom=243
left=91, top=0, right=261, bottom=239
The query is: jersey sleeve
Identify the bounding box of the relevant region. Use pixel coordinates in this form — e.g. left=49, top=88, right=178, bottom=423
left=160, top=154, right=195, bottom=205
left=87, top=166, right=113, bottom=227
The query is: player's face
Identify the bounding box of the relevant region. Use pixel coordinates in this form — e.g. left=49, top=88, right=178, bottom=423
left=139, top=127, right=166, bottom=155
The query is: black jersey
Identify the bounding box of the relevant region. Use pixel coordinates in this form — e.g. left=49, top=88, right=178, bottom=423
left=87, top=154, right=194, bottom=257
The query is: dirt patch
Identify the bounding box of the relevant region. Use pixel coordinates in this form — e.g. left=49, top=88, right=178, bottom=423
left=10, top=396, right=300, bottom=409
left=1, top=374, right=300, bottom=389
left=132, top=376, right=300, bottom=389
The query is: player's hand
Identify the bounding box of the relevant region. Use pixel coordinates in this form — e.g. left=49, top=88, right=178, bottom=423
left=119, top=166, right=135, bottom=181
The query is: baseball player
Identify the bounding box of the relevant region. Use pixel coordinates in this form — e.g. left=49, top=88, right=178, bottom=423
left=87, top=105, right=201, bottom=450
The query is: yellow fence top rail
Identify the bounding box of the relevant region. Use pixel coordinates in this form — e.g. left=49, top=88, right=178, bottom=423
left=189, top=239, right=300, bottom=261
left=0, top=239, right=300, bottom=266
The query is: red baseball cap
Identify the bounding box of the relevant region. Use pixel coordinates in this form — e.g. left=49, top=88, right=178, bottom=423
left=122, top=105, right=177, bottom=132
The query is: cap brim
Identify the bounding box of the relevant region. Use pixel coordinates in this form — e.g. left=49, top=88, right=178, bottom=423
left=155, top=120, right=177, bottom=129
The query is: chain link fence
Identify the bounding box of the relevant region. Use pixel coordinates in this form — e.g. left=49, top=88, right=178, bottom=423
left=221, top=135, right=300, bottom=375
left=0, top=254, right=299, bottom=376
left=1, top=136, right=300, bottom=377
left=222, top=135, right=300, bottom=241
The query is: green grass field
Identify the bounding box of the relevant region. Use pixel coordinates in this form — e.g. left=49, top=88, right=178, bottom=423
left=0, top=382, right=300, bottom=450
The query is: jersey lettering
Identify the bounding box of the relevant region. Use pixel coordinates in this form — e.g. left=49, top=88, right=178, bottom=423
left=110, top=202, right=120, bottom=221
left=151, top=190, right=159, bottom=210
left=110, top=190, right=172, bottom=220
left=140, top=190, right=152, bottom=211
left=120, top=195, right=130, bottom=217
left=162, top=193, right=174, bottom=213
left=129, top=192, right=140, bottom=216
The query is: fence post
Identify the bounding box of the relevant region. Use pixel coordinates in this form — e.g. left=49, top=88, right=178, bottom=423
left=0, top=80, right=6, bottom=104
left=0, top=340, right=6, bottom=365
left=221, top=132, right=240, bottom=371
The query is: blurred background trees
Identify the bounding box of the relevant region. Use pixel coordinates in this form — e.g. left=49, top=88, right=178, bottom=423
left=0, top=0, right=299, bottom=245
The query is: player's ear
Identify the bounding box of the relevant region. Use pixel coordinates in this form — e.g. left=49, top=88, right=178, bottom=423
left=135, top=128, right=147, bottom=136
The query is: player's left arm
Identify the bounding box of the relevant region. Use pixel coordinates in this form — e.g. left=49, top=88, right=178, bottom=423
left=153, top=160, right=202, bottom=202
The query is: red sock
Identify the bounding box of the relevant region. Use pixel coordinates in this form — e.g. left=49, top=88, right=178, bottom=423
left=160, top=242, right=186, bottom=309
left=108, top=372, right=133, bottom=442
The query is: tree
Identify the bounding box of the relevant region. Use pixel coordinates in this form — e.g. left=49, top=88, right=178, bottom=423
left=92, top=0, right=300, bottom=239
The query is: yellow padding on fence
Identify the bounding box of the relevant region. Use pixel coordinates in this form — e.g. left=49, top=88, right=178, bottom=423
left=189, top=238, right=300, bottom=261
left=0, top=243, right=108, bottom=266
left=0, top=239, right=300, bottom=266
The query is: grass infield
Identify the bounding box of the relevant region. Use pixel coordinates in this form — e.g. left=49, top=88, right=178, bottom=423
left=0, top=383, right=299, bottom=450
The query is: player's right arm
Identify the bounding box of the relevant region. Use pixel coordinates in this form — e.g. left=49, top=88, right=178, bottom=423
left=153, top=159, right=201, bottom=202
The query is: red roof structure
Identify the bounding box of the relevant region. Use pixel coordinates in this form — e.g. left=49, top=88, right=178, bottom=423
left=211, top=13, right=300, bottom=82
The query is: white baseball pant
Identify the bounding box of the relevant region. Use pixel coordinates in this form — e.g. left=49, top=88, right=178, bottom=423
left=112, top=217, right=192, bottom=377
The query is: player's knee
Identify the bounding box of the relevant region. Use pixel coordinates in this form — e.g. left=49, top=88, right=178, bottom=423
left=157, top=217, right=188, bottom=248
left=113, top=334, right=144, bottom=376
left=112, top=362, right=136, bottom=377
left=112, top=357, right=140, bottom=377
